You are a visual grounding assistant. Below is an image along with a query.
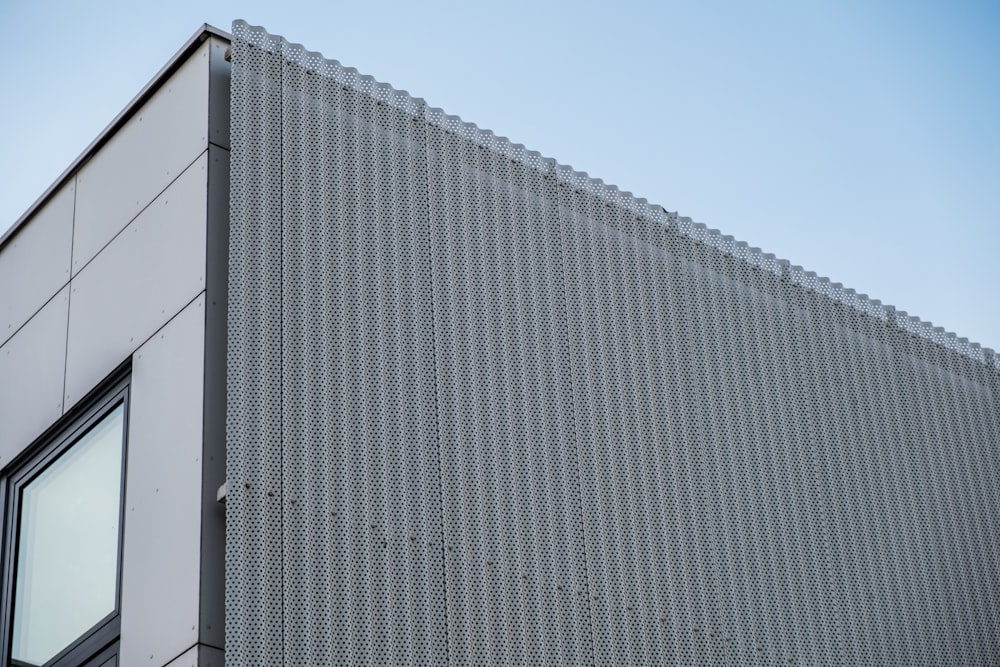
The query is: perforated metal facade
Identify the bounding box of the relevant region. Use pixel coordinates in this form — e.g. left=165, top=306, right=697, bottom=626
left=226, top=20, right=1000, bottom=666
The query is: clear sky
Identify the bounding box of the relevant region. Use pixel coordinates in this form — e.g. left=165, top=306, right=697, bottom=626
left=1, top=0, right=997, bottom=352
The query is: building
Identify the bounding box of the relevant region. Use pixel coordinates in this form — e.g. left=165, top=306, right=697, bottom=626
left=1, top=20, right=998, bottom=667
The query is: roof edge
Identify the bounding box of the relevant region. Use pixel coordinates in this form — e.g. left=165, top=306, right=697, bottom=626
left=0, top=23, right=232, bottom=250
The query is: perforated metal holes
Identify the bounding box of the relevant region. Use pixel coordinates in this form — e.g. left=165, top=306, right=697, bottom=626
left=227, top=20, right=1000, bottom=666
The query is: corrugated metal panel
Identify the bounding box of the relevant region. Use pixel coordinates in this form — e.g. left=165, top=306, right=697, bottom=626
left=227, top=24, right=284, bottom=667
left=227, top=20, right=1000, bottom=667
left=228, top=23, right=448, bottom=666
left=279, top=38, right=447, bottom=667
left=425, top=117, right=592, bottom=666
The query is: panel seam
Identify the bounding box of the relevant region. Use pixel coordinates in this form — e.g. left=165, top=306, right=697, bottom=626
left=554, top=192, right=597, bottom=666
left=61, top=175, right=77, bottom=413
left=421, top=104, right=454, bottom=667
left=279, top=43, right=286, bottom=665
left=71, top=148, right=209, bottom=279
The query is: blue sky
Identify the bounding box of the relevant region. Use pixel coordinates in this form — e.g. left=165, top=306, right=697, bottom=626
left=1, top=0, right=997, bottom=352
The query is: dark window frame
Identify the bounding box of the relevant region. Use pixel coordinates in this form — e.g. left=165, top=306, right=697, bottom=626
left=0, top=364, right=130, bottom=667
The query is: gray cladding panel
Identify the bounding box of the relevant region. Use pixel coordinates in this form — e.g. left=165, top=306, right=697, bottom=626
left=228, top=21, right=1000, bottom=667
left=208, top=37, right=232, bottom=151
left=200, top=144, right=230, bottom=651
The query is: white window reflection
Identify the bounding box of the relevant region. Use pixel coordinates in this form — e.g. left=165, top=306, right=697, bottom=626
left=11, top=404, right=124, bottom=667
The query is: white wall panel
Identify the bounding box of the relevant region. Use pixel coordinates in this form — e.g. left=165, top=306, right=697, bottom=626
left=65, top=151, right=207, bottom=407
left=73, top=41, right=210, bottom=274
left=0, top=286, right=68, bottom=467
left=120, top=295, right=205, bottom=667
left=0, top=180, right=74, bottom=347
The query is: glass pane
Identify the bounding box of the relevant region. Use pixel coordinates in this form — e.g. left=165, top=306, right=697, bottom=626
left=11, top=404, right=124, bottom=666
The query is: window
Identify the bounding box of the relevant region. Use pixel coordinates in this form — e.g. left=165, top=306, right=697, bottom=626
left=1, top=370, right=128, bottom=667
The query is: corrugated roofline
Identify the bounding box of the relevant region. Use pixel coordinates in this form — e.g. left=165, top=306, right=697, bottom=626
left=234, top=19, right=998, bottom=369
left=0, top=23, right=232, bottom=251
